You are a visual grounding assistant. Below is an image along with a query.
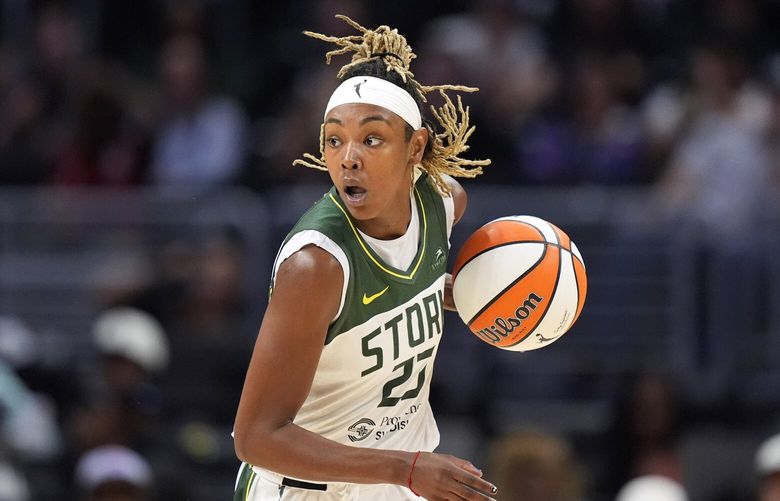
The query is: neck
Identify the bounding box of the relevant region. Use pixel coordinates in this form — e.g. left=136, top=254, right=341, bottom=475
left=356, top=190, right=413, bottom=240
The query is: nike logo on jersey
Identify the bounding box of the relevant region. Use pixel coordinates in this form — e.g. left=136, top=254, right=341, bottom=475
left=362, top=286, right=389, bottom=305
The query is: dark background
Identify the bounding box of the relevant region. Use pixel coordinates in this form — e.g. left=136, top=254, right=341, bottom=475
left=1, top=0, right=780, bottom=500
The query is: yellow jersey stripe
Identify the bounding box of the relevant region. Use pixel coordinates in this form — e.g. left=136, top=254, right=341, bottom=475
left=244, top=469, right=256, bottom=501
left=327, top=189, right=427, bottom=280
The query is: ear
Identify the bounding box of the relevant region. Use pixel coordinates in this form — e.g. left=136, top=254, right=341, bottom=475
left=408, top=127, right=429, bottom=165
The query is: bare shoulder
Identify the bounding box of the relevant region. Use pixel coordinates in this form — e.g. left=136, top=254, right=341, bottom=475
left=276, top=244, right=342, bottom=283
left=441, top=174, right=467, bottom=226
left=233, top=244, right=343, bottom=455
left=269, top=244, right=343, bottom=334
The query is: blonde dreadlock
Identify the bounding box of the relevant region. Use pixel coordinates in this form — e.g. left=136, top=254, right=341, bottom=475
left=293, top=15, right=490, bottom=196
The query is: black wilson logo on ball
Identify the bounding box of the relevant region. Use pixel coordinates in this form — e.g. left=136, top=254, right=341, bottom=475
left=475, top=292, right=544, bottom=343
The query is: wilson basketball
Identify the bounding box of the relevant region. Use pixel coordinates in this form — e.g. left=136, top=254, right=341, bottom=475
left=451, top=216, right=587, bottom=351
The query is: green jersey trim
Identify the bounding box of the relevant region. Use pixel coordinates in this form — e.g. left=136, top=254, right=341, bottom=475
left=327, top=186, right=428, bottom=281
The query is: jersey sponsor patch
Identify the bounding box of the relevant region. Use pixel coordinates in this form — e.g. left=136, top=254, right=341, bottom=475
left=347, top=418, right=376, bottom=442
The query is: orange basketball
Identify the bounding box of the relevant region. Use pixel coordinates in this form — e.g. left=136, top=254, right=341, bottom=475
left=451, top=216, right=587, bottom=351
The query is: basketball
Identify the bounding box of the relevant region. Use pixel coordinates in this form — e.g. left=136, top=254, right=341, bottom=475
left=451, top=216, right=587, bottom=351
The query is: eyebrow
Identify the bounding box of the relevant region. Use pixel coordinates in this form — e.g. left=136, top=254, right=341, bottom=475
left=360, top=115, right=392, bottom=126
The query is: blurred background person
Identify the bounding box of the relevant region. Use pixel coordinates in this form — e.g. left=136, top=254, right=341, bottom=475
left=513, top=50, right=646, bottom=186
left=0, top=461, right=30, bottom=501
left=615, top=475, right=688, bottom=501
left=756, top=432, right=780, bottom=501
left=606, top=374, right=685, bottom=497
left=416, top=0, right=557, bottom=181
left=647, top=38, right=772, bottom=404
left=487, top=430, right=585, bottom=501
left=147, top=34, right=249, bottom=191
left=48, top=74, right=148, bottom=187
left=0, top=1, right=780, bottom=499
left=67, top=308, right=169, bottom=469
left=74, top=445, right=153, bottom=501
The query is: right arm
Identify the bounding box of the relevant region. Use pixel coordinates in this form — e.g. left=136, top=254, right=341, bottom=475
left=233, top=245, right=497, bottom=499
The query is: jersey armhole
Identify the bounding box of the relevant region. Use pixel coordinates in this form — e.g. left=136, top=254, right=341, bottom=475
left=442, top=194, right=455, bottom=242
left=272, top=230, right=349, bottom=323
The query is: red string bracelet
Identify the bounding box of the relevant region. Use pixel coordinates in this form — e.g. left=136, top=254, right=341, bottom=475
left=408, top=450, right=421, bottom=496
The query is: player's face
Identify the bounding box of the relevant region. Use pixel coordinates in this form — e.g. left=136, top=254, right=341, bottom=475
left=324, top=102, right=427, bottom=239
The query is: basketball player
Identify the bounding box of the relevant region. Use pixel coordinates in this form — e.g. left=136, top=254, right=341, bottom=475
left=233, top=16, right=495, bottom=500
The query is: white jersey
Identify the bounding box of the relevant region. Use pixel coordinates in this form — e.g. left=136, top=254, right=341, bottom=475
left=234, top=174, right=454, bottom=500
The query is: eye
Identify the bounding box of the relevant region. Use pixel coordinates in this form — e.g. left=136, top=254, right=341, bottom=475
left=364, top=136, right=383, bottom=147
left=326, top=136, right=341, bottom=148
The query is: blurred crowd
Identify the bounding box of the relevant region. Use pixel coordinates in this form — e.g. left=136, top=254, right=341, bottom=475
left=1, top=0, right=780, bottom=193
left=2, top=0, right=780, bottom=500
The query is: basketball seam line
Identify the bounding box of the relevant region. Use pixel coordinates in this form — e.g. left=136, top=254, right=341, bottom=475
left=454, top=240, right=577, bottom=279
left=571, top=247, right=582, bottom=325
left=465, top=243, right=548, bottom=326
left=507, top=243, right=564, bottom=347
left=453, top=219, right=562, bottom=278
left=491, top=218, right=549, bottom=241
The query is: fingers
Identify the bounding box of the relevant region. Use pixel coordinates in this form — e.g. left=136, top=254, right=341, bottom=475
left=453, top=474, right=497, bottom=499
left=450, top=456, right=483, bottom=477
left=414, top=453, right=498, bottom=501
left=444, top=459, right=496, bottom=500
left=449, top=480, right=497, bottom=501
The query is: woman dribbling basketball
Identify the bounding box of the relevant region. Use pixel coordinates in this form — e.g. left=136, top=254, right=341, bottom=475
left=232, top=16, right=495, bottom=500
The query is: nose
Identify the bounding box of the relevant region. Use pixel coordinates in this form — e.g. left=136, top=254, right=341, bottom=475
left=341, top=142, right=361, bottom=170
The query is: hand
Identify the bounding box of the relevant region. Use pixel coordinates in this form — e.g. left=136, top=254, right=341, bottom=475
left=409, top=452, right=497, bottom=500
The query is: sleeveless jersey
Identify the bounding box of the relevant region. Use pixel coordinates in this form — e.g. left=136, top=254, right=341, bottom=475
left=275, top=173, right=450, bottom=454
left=236, top=174, right=453, bottom=499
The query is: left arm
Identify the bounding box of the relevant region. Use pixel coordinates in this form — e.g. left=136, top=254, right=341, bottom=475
left=442, top=175, right=467, bottom=312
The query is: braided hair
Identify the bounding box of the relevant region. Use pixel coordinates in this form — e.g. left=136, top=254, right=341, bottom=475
left=293, top=15, right=489, bottom=196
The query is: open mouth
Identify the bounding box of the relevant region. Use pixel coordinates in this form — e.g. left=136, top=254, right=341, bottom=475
left=344, top=185, right=367, bottom=203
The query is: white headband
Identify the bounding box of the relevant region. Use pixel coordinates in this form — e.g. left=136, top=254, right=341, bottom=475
left=324, top=76, right=422, bottom=130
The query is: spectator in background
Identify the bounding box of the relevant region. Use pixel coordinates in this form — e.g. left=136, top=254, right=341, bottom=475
left=246, top=0, right=368, bottom=189
left=28, top=3, right=89, bottom=170
left=1, top=3, right=87, bottom=185
left=49, top=76, right=147, bottom=186
left=123, top=232, right=248, bottom=340
left=615, top=475, right=689, bottom=501
left=648, top=40, right=771, bottom=233
left=418, top=0, right=553, bottom=122
left=606, top=374, right=684, bottom=497
left=548, top=0, right=647, bottom=58
left=756, top=433, right=780, bottom=501
left=91, top=307, right=169, bottom=400
left=546, top=0, right=657, bottom=106
left=116, top=232, right=250, bottom=438
left=175, top=234, right=247, bottom=338
left=0, top=76, right=50, bottom=184
left=416, top=0, right=556, bottom=177
left=74, top=445, right=153, bottom=501
left=0, top=461, right=30, bottom=501
left=514, top=51, right=645, bottom=185
left=0, top=360, right=62, bottom=463
left=68, top=308, right=169, bottom=458
left=486, top=430, right=585, bottom=501
left=0, top=316, right=63, bottom=466
left=148, top=34, right=249, bottom=190
left=157, top=233, right=252, bottom=425
left=648, top=40, right=771, bottom=402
